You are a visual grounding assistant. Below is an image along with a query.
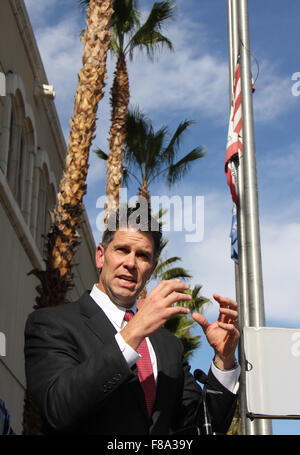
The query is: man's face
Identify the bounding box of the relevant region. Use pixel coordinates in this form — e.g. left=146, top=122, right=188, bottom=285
left=95, top=228, right=157, bottom=307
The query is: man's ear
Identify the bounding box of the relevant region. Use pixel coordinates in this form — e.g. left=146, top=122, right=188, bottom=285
left=95, top=244, right=105, bottom=270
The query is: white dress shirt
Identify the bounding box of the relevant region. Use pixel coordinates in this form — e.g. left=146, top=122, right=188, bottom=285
left=89, top=284, right=240, bottom=393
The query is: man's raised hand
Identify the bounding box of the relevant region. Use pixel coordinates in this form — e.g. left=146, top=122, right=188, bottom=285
left=192, top=294, right=240, bottom=370
left=121, top=279, right=192, bottom=351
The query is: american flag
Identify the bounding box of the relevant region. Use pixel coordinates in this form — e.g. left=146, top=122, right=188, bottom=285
left=225, top=57, right=255, bottom=262
left=225, top=58, right=243, bottom=206
left=225, top=57, right=255, bottom=205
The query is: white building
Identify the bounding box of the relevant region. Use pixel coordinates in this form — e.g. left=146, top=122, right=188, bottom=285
left=0, top=0, right=98, bottom=434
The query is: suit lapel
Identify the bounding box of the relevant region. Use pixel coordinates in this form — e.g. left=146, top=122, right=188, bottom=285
left=79, top=292, right=150, bottom=421
left=79, top=291, right=117, bottom=343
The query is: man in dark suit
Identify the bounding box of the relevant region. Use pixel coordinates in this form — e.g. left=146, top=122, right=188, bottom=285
left=25, top=206, right=240, bottom=435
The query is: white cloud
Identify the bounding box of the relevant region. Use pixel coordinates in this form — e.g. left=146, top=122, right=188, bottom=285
left=127, top=16, right=229, bottom=122
left=33, top=16, right=83, bottom=107
left=253, top=61, right=294, bottom=123
left=24, top=0, right=59, bottom=25
left=125, top=15, right=295, bottom=127
left=154, top=188, right=300, bottom=326
left=24, top=0, right=296, bottom=141
left=261, top=144, right=300, bottom=180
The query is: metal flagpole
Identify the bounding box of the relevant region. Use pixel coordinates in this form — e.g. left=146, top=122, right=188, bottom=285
left=238, top=0, right=272, bottom=435
left=227, top=0, right=253, bottom=435
left=227, top=0, right=252, bottom=435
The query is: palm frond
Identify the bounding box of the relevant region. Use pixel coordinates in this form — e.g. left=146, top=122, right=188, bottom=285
left=125, top=107, right=149, bottom=167
left=105, top=0, right=141, bottom=54
left=127, top=1, right=175, bottom=60
left=94, top=148, right=109, bottom=160
left=180, top=334, right=201, bottom=359
left=160, top=267, right=192, bottom=281
left=162, top=119, right=194, bottom=163
left=156, top=236, right=168, bottom=257
left=191, top=284, right=202, bottom=298
left=78, top=0, right=90, bottom=12
left=167, top=147, right=206, bottom=185
left=164, top=313, right=201, bottom=358
left=164, top=313, right=192, bottom=337
left=154, top=256, right=182, bottom=274
left=153, top=257, right=188, bottom=280
left=173, top=285, right=211, bottom=312
left=125, top=107, right=167, bottom=183
left=153, top=207, right=168, bottom=221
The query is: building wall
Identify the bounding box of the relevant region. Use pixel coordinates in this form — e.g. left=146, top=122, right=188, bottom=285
left=0, top=0, right=98, bottom=434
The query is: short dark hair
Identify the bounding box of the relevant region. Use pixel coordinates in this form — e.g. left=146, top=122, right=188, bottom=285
left=101, top=203, right=162, bottom=260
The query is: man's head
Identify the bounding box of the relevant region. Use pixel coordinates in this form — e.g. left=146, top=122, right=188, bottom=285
left=95, top=205, right=162, bottom=308
left=101, top=205, right=162, bottom=260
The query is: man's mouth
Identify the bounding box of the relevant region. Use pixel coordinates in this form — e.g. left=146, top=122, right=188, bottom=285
left=117, top=275, right=137, bottom=287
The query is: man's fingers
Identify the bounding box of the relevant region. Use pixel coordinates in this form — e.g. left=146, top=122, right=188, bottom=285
left=145, top=280, right=191, bottom=310
left=151, top=280, right=190, bottom=298
left=165, top=291, right=192, bottom=307
left=219, top=307, right=238, bottom=322
left=166, top=306, right=190, bottom=318
left=213, top=293, right=237, bottom=309
left=218, top=321, right=240, bottom=337
left=214, top=294, right=238, bottom=324
left=192, top=313, right=209, bottom=332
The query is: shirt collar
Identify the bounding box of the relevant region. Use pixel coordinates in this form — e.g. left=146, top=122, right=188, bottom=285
left=90, top=284, right=137, bottom=328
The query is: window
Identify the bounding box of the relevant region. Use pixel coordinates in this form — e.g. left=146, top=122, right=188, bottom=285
left=36, top=162, right=56, bottom=254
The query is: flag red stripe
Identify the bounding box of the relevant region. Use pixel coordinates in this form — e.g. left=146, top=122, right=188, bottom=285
left=225, top=59, right=242, bottom=205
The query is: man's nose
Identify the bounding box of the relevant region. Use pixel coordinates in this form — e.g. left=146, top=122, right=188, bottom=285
left=123, top=252, right=136, bottom=268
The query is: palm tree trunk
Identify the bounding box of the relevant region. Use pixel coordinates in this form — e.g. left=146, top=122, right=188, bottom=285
left=31, top=0, right=113, bottom=309
left=139, top=178, right=151, bottom=207
left=105, top=52, right=130, bottom=222
left=23, top=0, right=113, bottom=434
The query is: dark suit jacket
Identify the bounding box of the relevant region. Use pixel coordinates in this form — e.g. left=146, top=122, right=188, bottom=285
left=24, top=292, right=238, bottom=435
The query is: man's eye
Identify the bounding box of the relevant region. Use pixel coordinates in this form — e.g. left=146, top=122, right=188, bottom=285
left=139, top=253, right=150, bottom=260
left=117, top=247, right=127, bottom=253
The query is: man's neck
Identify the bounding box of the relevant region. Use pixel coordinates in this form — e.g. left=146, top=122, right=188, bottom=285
left=95, top=283, right=136, bottom=310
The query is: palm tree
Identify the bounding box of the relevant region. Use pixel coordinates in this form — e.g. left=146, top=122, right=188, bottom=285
left=96, top=109, right=207, bottom=356
left=29, top=0, right=113, bottom=309
left=152, top=231, right=192, bottom=281
left=23, top=0, right=114, bottom=434
left=96, top=107, right=206, bottom=205
left=84, top=0, right=175, bottom=217
left=96, top=107, right=205, bottom=297
left=107, top=0, right=176, bottom=216
left=81, top=0, right=175, bottom=216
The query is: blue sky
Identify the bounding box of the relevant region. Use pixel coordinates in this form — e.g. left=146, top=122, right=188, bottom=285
left=24, top=0, right=300, bottom=434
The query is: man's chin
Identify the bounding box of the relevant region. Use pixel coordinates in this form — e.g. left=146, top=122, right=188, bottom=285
left=112, top=286, right=141, bottom=307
